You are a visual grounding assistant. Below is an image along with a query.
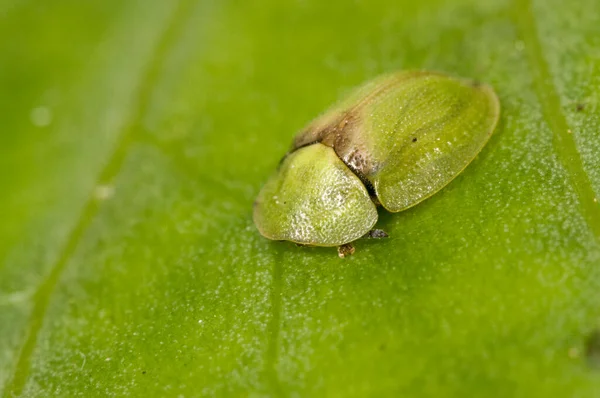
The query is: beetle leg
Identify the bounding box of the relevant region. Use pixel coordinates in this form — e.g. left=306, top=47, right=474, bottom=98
left=363, top=229, right=389, bottom=239
left=337, top=244, right=355, bottom=258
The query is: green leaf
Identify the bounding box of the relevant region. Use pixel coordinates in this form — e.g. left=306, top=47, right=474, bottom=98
left=2, top=0, right=600, bottom=396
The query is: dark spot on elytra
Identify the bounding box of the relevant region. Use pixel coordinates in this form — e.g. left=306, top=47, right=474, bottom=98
left=576, top=103, right=585, bottom=112
left=471, top=79, right=482, bottom=87
left=585, top=329, right=600, bottom=369
left=412, top=137, right=417, bottom=143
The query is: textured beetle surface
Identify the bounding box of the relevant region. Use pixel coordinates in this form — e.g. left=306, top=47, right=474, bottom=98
left=253, top=71, right=500, bottom=247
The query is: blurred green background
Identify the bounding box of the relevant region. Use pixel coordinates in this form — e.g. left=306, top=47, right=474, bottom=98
left=1, top=0, right=600, bottom=396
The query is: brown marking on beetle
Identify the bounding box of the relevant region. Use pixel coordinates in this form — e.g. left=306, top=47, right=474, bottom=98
left=333, top=113, right=378, bottom=178
left=343, top=148, right=370, bottom=175
left=289, top=74, right=431, bottom=186
left=293, top=112, right=348, bottom=150
left=291, top=107, right=376, bottom=180
left=576, top=103, right=585, bottom=112
left=292, top=117, right=338, bottom=150
left=292, top=74, right=412, bottom=153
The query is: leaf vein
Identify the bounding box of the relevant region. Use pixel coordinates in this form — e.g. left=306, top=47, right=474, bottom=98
left=3, top=2, right=196, bottom=395
left=515, top=0, right=600, bottom=239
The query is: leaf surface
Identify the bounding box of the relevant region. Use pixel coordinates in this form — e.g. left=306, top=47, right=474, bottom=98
left=1, top=0, right=600, bottom=396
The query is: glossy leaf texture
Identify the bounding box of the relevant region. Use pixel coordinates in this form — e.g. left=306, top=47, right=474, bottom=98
left=2, top=0, right=600, bottom=397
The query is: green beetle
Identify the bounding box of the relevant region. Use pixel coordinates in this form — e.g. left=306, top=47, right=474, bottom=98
left=253, top=71, right=500, bottom=257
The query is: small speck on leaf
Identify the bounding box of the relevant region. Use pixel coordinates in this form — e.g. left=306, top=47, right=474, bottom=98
left=568, top=347, right=580, bottom=359
left=94, top=185, right=115, bottom=201
left=30, top=106, right=53, bottom=127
